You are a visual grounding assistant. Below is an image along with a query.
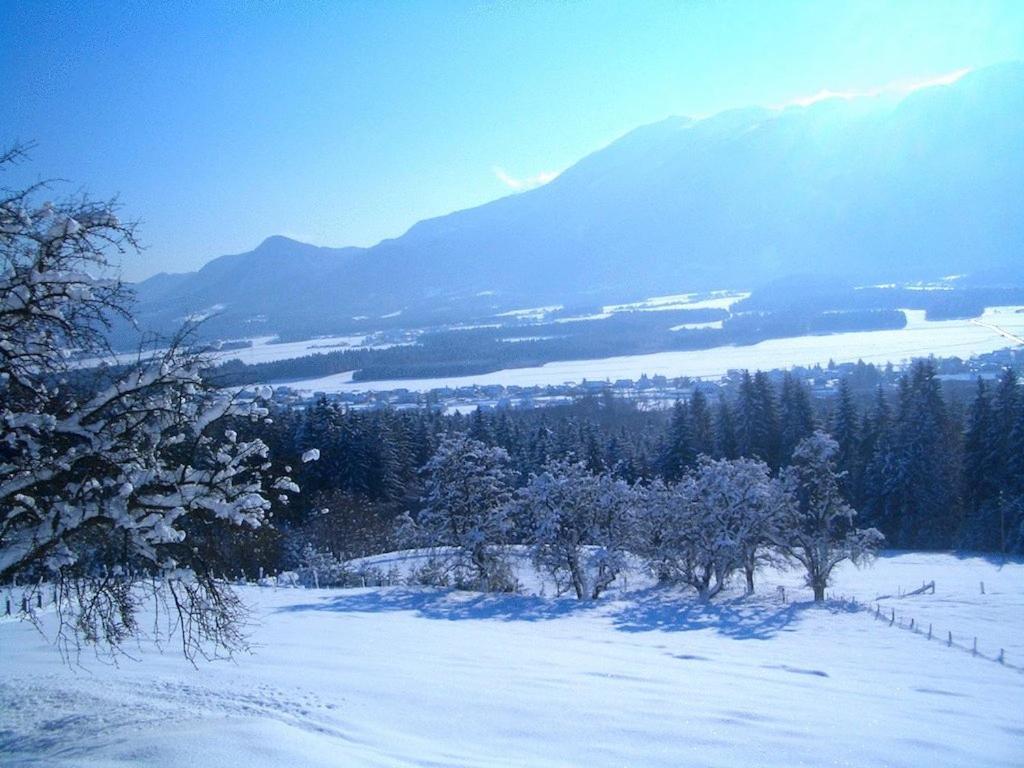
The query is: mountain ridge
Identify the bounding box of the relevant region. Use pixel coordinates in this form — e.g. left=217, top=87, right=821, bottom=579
left=131, top=61, right=1024, bottom=341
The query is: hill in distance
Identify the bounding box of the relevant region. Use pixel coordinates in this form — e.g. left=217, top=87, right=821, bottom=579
left=132, top=61, right=1024, bottom=342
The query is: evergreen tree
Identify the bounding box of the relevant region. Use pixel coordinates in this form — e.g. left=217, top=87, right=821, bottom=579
left=661, top=400, right=696, bottom=480
left=829, top=378, right=860, bottom=501
left=888, top=361, right=961, bottom=548
left=987, top=369, right=1019, bottom=490
left=779, top=373, right=815, bottom=462
left=858, top=386, right=892, bottom=516
left=736, top=371, right=781, bottom=468
left=469, top=407, right=492, bottom=443
left=689, top=389, right=715, bottom=458
left=715, top=395, right=739, bottom=460
left=959, top=378, right=996, bottom=547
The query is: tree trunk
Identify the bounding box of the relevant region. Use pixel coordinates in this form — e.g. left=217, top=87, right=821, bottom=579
left=697, top=570, right=712, bottom=602
left=812, top=582, right=826, bottom=601
left=744, top=564, right=755, bottom=595
left=568, top=553, right=586, bottom=600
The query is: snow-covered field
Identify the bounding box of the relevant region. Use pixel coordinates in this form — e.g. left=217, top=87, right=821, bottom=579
left=210, top=334, right=414, bottom=366
left=2, top=553, right=1022, bottom=767
left=75, top=333, right=411, bottom=370
left=603, top=290, right=750, bottom=313
left=288, top=306, right=1024, bottom=393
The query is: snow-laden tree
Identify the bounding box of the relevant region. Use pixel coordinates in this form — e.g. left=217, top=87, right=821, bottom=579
left=0, top=148, right=305, bottom=658
left=400, top=434, right=517, bottom=591
left=632, top=479, right=678, bottom=584
left=518, top=459, right=634, bottom=600
left=636, top=457, right=785, bottom=600
left=295, top=544, right=349, bottom=588
left=693, top=457, right=787, bottom=594
left=777, top=431, right=883, bottom=601
left=634, top=474, right=716, bottom=601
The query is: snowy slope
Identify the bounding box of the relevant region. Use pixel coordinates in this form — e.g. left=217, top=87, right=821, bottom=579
left=1, top=553, right=1022, bottom=767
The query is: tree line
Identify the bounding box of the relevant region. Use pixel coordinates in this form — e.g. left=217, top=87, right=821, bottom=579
left=385, top=432, right=879, bottom=602
left=253, top=361, right=1023, bottom=590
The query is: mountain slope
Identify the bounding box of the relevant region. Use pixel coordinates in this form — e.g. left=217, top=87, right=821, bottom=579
left=132, top=62, right=1024, bottom=340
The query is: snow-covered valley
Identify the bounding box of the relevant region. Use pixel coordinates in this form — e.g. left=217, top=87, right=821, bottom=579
left=2, top=553, right=1021, bottom=767
left=285, top=306, right=1024, bottom=394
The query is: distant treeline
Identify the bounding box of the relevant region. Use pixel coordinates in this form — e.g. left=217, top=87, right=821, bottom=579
left=217, top=361, right=1024, bottom=577
left=736, top=282, right=1024, bottom=321
left=211, top=307, right=908, bottom=386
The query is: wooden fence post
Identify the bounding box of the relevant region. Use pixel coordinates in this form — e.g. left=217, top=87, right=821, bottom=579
left=948, top=630, right=952, bottom=647
left=927, top=623, right=932, bottom=640
left=972, top=637, right=978, bottom=656
left=980, top=581, right=985, bottom=595
left=890, top=608, right=895, bottom=626
left=998, top=649, right=1005, bottom=664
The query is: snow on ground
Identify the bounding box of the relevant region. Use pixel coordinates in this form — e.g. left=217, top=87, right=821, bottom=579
left=1, top=553, right=1022, bottom=767
left=496, top=305, right=564, bottom=320
left=211, top=334, right=417, bottom=365
left=289, top=306, right=1024, bottom=394
left=74, top=333, right=410, bottom=371
left=670, top=320, right=724, bottom=331
left=841, top=551, right=1024, bottom=661
left=603, top=291, right=750, bottom=313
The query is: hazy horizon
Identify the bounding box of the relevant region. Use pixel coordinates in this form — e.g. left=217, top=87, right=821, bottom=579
left=4, top=0, right=1024, bottom=281
left=131, top=63, right=994, bottom=283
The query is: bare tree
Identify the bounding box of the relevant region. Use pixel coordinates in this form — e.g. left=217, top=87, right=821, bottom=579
left=0, top=148, right=303, bottom=660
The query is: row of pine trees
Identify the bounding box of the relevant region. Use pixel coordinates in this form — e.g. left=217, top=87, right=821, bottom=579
left=239, top=360, right=1024, bottom=570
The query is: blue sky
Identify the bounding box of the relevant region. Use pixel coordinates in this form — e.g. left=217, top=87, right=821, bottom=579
left=3, top=0, right=1023, bottom=281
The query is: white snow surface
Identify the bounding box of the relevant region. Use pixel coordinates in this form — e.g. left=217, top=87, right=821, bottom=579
left=670, top=320, right=725, bottom=331
left=291, top=306, right=1024, bottom=393
left=603, top=291, right=750, bottom=313
left=74, top=333, right=408, bottom=371
left=1, top=553, right=1022, bottom=767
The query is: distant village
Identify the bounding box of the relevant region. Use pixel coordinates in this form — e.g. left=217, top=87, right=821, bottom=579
left=261, top=346, right=1023, bottom=413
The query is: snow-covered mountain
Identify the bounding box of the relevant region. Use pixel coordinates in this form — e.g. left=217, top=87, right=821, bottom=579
left=133, top=62, right=1024, bottom=339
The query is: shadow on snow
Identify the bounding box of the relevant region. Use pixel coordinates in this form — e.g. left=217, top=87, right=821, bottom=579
left=277, top=589, right=589, bottom=623
left=610, top=588, right=823, bottom=640
left=275, top=586, right=856, bottom=640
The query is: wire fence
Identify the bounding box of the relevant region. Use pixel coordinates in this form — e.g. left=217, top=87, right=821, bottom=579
left=826, top=580, right=1023, bottom=674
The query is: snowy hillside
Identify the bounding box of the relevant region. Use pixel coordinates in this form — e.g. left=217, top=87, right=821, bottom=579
left=2, top=553, right=1022, bottom=767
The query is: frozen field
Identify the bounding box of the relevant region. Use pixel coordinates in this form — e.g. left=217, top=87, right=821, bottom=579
left=288, top=306, right=1024, bottom=393
left=1, top=553, right=1022, bottom=767
left=76, top=333, right=409, bottom=370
